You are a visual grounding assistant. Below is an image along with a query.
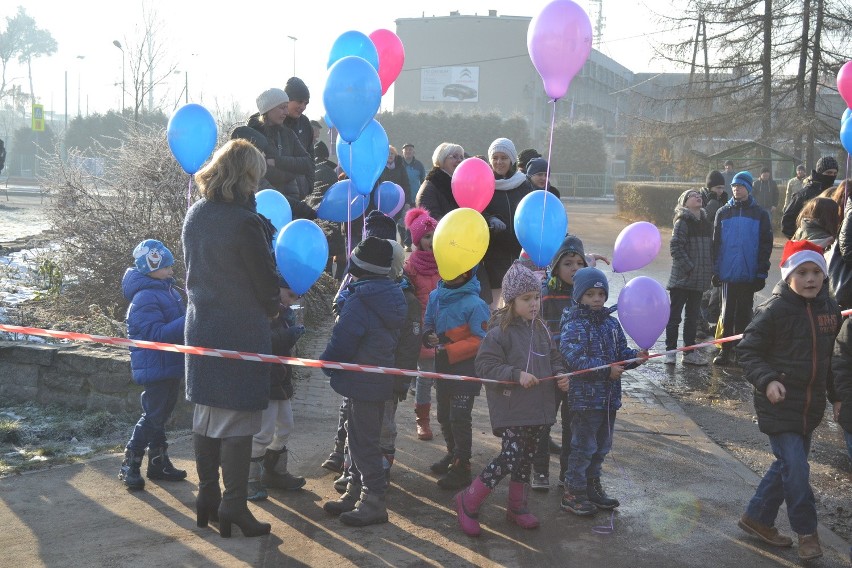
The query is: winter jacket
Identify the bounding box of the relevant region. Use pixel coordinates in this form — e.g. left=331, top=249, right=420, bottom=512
left=830, top=317, right=852, bottom=434
left=183, top=197, right=280, bottom=411
left=404, top=252, right=441, bottom=359
left=392, top=278, right=423, bottom=399
left=793, top=218, right=833, bottom=246
left=751, top=178, right=779, bottom=211
left=782, top=175, right=830, bottom=238
left=784, top=176, right=805, bottom=211
left=247, top=113, right=313, bottom=201
left=541, top=277, right=573, bottom=343
left=321, top=276, right=408, bottom=402
left=712, top=196, right=772, bottom=284
left=829, top=197, right=852, bottom=307
left=668, top=206, right=713, bottom=292
left=284, top=113, right=315, bottom=200
left=737, top=280, right=841, bottom=436
left=415, top=167, right=458, bottom=222
left=269, top=305, right=301, bottom=400
left=482, top=171, right=533, bottom=268
left=560, top=304, right=639, bottom=412
left=307, top=158, right=340, bottom=209
left=378, top=155, right=412, bottom=210
left=122, top=268, right=186, bottom=384
left=423, top=275, right=491, bottom=396
left=475, top=315, right=564, bottom=429
left=700, top=188, right=728, bottom=225
left=403, top=157, right=426, bottom=203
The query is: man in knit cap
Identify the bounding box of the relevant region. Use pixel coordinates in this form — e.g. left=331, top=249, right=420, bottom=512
left=284, top=77, right=315, bottom=200
left=711, top=171, right=773, bottom=366
left=781, top=156, right=839, bottom=238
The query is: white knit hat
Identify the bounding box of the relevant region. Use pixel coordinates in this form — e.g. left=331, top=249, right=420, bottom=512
left=488, top=138, right=518, bottom=165
left=779, top=240, right=827, bottom=281
left=256, top=88, right=289, bottom=115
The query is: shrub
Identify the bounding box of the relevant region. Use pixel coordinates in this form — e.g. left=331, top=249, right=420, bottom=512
left=615, top=181, right=697, bottom=227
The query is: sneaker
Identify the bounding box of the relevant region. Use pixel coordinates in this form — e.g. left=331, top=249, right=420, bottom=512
left=322, top=451, right=344, bottom=473
left=587, top=477, right=619, bottom=509
left=531, top=472, right=550, bottom=491
left=664, top=353, right=676, bottom=365
left=560, top=489, right=597, bottom=516
left=247, top=480, right=268, bottom=502
left=682, top=351, right=709, bottom=366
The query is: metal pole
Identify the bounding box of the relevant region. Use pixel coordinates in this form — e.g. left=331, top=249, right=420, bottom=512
left=185, top=71, right=188, bottom=104
left=288, top=36, right=297, bottom=76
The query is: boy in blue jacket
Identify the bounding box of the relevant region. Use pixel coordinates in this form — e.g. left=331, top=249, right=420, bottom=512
left=559, top=267, right=648, bottom=515
left=119, top=239, right=187, bottom=490
left=320, top=237, right=408, bottom=527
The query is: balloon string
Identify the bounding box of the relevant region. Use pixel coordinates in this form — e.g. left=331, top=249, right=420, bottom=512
left=186, top=176, right=192, bottom=209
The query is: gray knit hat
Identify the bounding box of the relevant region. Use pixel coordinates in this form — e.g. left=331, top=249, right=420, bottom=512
left=572, top=267, right=608, bottom=303
left=256, top=88, right=289, bottom=115
left=488, top=138, right=518, bottom=165
left=501, top=261, right=542, bottom=304
left=816, top=156, right=839, bottom=174
left=348, top=237, right=392, bottom=277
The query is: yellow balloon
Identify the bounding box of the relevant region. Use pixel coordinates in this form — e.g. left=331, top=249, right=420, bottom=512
left=433, top=208, right=490, bottom=280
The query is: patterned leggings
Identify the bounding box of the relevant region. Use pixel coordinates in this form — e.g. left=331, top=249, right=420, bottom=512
left=479, top=425, right=546, bottom=489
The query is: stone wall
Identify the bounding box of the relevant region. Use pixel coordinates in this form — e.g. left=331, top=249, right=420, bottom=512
left=0, top=341, right=190, bottom=424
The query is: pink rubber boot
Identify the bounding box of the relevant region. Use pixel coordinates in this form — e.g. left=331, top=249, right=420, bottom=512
left=506, top=481, right=540, bottom=529
left=454, top=477, right=492, bottom=537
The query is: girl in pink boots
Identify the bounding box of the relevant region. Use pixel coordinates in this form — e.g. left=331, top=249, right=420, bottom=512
left=458, top=262, right=566, bottom=536
left=403, top=207, right=441, bottom=441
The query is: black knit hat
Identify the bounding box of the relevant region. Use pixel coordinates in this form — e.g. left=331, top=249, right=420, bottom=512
left=314, top=140, right=330, bottom=160
left=518, top=148, right=541, bottom=170
left=364, top=210, right=397, bottom=240
left=816, top=156, right=839, bottom=174
left=285, top=77, right=310, bottom=101
left=705, top=170, right=725, bottom=188
left=348, top=236, right=392, bottom=277
left=551, top=235, right=587, bottom=268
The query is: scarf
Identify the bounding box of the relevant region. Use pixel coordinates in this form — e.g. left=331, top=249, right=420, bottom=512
left=408, top=248, right=438, bottom=276
left=494, top=170, right=528, bottom=191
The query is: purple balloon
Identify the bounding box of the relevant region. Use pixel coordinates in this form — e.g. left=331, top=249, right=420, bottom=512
left=612, top=221, right=661, bottom=273
left=527, top=0, right=593, bottom=100
left=617, top=276, right=670, bottom=350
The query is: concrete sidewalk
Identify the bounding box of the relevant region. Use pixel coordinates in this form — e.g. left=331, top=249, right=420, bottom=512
left=0, top=202, right=849, bottom=566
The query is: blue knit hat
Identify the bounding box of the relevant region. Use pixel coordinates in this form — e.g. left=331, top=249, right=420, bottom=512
left=133, top=239, right=174, bottom=275
left=731, top=171, right=754, bottom=193
left=572, top=267, right=608, bottom=303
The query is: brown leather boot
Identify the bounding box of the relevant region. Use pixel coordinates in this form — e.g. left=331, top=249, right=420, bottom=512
left=737, top=515, right=793, bottom=547
left=797, top=532, right=823, bottom=560
left=415, top=403, right=433, bottom=440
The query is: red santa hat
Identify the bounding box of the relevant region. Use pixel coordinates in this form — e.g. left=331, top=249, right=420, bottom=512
left=779, top=240, right=827, bottom=281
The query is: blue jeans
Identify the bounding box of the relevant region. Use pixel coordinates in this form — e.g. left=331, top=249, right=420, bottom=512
left=127, top=378, right=181, bottom=453
left=745, top=432, right=816, bottom=535
left=565, top=409, right=616, bottom=492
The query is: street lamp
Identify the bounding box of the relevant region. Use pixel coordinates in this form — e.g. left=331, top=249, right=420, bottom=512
left=287, top=36, right=297, bottom=76
left=75, top=55, right=85, bottom=118
left=112, top=40, right=125, bottom=113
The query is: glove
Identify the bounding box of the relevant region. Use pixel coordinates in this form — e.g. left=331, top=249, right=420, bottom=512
left=711, top=274, right=721, bottom=287
left=752, top=278, right=766, bottom=292
left=488, top=217, right=506, bottom=232
left=292, top=325, right=306, bottom=339
left=435, top=344, right=450, bottom=370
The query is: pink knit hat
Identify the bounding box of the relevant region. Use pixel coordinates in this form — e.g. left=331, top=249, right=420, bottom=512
left=405, top=207, right=438, bottom=248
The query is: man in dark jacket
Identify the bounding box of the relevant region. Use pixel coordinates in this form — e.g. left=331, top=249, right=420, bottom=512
left=752, top=167, right=779, bottom=220
left=284, top=77, right=315, bottom=200
left=781, top=156, right=839, bottom=238
left=831, top=318, right=852, bottom=466
left=711, top=171, right=773, bottom=366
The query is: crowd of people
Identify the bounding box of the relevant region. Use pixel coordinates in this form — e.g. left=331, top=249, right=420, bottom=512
left=112, top=78, right=852, bottom=561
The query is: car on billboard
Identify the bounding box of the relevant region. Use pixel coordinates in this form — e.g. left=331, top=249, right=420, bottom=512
left=442, top=83, right=478, bottom=100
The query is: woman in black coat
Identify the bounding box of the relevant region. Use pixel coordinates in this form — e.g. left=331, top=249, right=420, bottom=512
left=415, top=142, right=465, bottom=222
left=183, top=139, right=281, bottom=538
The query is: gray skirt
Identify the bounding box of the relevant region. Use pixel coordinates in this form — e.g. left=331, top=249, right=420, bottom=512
left=192, top=404, right=262, bottom=438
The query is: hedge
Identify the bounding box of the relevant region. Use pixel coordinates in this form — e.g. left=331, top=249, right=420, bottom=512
left=614, top=181, right=701, bottom=228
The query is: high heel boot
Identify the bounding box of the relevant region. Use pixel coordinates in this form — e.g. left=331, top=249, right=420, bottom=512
left=217, top=435, right=271, bottom=538
left=193, top=433, right=221, bottom=527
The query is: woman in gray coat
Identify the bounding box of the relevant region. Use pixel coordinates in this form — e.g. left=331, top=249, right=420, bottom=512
left=183, top=139, right=281, bottom=538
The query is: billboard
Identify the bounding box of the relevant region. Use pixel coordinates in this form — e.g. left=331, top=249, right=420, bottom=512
left=420, top=66, right=479, bottom=103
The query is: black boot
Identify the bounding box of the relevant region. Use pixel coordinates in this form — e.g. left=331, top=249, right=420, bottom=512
left=118, top=449, right=146, bottom=490
left=587, top=477, right=620, bottom=509
left=194, top=434, right=221, bottom=527
left=430, top=452, right=454, bottom=474
left=437, top=458, right=472, bottom=490
left=323, top=482, right=362, bottom=516
left=218, top=436, right=271, bottom=538
left=147, top=444, right=187, bottom=481
left=321, top=439, right=346, bottom=473
left=261, top=447, right=306, bottom=491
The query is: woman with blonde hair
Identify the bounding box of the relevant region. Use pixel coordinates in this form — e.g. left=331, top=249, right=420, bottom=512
left=183, top=139, right=281, bottom=538
left=415, top=142, right=466, bottom=222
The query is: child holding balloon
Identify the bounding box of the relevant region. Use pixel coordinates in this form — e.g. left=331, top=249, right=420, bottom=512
left=454, top=262, right=565, bottom=536
left=559, top=267, right=648, bottom=516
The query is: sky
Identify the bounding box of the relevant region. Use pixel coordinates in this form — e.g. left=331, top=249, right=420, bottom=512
left=5, top=0, right=684, bottom=122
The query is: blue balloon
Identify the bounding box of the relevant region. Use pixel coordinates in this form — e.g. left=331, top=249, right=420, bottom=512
left=842, top=118, right=852, bottom=155
left=323, top=56, right=382, bottom=143
left=514, top=190, right=568, bottom=267
left=337, top=120, right=388, bottom=195
left=372, top=181, right=405, bottom=217
left=167, top=104, right=217, bottom=174
left=843, top=108, right=852, bottom=126
left=316, top=180, right=368, bottom=222
left=275, top=219, right=328, bottom=296
left=255, top=189, right=292, bottom=231
left=327, top=31, right=379, bottom=71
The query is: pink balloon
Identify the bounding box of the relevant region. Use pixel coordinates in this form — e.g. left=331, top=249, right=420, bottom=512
left=612, top=222, right=661, bottom=273
left=838, top=61, right=852, bottom=109
left=451, top=158, right=495, bottom=213
left=369, top=29, right=405, bottom=96
left=527, top=0, right=593, bottom=100
left=617, top=276, right=670, bottom=350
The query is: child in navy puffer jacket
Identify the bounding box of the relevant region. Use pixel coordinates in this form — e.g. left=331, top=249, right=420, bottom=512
left=119, top=239, right=187, bottom=490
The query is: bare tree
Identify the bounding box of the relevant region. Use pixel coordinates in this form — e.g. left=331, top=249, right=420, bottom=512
left=0, top=6, right=57, bottom=106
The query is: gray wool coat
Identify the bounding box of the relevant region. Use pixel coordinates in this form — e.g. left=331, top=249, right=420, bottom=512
left=475, top=315, right=564, bottom=430
left=182, top=198, right=280, bottom=412
left=667, top=206, right=714, bottom=292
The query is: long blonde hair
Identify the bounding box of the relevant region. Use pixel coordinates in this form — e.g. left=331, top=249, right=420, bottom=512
left=195, top=139, right=266, bottom=203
